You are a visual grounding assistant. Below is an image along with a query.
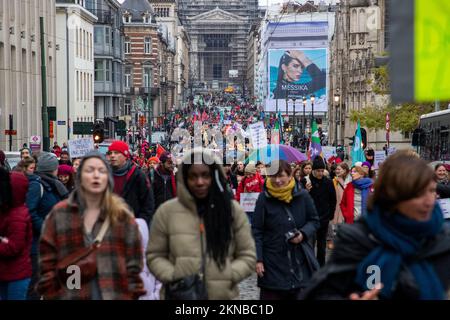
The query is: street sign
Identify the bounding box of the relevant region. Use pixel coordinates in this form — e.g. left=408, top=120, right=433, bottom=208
left=73, top=122, right=94, bottom=135
left=57, top=121, right=66, bottom=125
left=4, top=130, right=17, bottom=135
left=30, top=135, right=41, bottom=152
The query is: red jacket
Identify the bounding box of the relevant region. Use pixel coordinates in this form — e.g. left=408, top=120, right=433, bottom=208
left=0, top=172, right=32, bottom=282
left=236, top=173, right=264, bottom=202
left=340, top=182, right=373, bottom=224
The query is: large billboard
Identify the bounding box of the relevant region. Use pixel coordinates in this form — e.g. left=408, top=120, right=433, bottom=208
left=264, top=22, right=329, bottom=113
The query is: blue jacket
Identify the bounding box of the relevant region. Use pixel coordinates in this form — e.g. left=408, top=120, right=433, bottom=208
left=26, top=173, right=68, bottom=254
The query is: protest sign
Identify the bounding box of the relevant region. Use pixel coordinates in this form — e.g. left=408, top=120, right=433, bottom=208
left=373, top=151, right=387, bottom=170
left=68, top=138, right=95, bottom=159
left=240, top=193, right=260, bottom=212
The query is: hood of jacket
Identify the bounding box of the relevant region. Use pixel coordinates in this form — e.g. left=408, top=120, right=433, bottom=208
left=10, top=171, right=29, bottom=207
left=176, top=148, right=226, bottom=213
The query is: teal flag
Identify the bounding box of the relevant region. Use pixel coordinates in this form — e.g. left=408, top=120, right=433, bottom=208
left=351, top=121, right=366, bottom=165
left=309, top=120, right=323, bottom=160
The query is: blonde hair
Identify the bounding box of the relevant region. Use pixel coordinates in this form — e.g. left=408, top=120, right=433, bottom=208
left=101, top=188, right=134, bottom=225
left=78, top=182, right=133, bottom=226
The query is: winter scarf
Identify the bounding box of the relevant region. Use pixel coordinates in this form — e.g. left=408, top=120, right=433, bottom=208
left=352, top=178, right=372, bottom=216
left=355, top=204, right=445, bottom=300
left=266, top=178, right=295, bottom=204
left=113, top=160, right=133, bottom=177
left=39, top=172, right=69, bottom=198
left=438, top=177, right=449, bottom=185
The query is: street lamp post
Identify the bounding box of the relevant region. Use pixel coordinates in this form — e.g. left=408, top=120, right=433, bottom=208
left=334, top=93, right=340, bottom=147
left=310, top=95, right=315, bottom=124
left=302, top=96, right=307, bottom=138
left=292, top=98, right=296, bottom=132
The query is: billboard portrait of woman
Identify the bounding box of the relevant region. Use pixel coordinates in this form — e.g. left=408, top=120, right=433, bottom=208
left=272, top=50, right=326, bottom=100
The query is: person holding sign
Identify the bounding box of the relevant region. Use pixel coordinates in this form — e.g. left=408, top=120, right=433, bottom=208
left=302, top=150, right=450, bottom=300
left=236, top=163, right=264, bottom=224
left=252, top=160, right=320, bottom=300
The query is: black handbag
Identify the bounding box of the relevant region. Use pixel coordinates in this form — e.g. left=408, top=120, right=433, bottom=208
left=165, top=224, right=208, bottom=300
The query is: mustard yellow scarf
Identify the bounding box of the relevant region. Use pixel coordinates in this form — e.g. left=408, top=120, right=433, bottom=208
left=266, top=178, right=296, bottom=204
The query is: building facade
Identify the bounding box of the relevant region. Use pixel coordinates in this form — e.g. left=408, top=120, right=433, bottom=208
left=55, top=1, right=97, bottom=143
left=149, top=0, right=190, bottom=109
left=178, top=0, right=259, bottom=93
left=329, top=0, right=406, bottom=150
left=0, top=0, right=57, bottom=151
left=83, top=0, right=125, bottom=140
left=121, top=0, right=161, bottom=140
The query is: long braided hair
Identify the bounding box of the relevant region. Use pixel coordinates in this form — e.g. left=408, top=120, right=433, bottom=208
left=182, top=153, right=234, bottom=270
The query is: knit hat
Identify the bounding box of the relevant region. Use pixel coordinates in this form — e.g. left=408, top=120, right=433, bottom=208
left=58, top=164, right=73, bottom=176
left=312, top=156, right=326, bottom=170
left=362, top=161, right=372, bottom=170
left=352, top=166, right=367, bottom=177
left=76, top=150, right=114, bottom=192
left=245, top=163, right=257, bottom=175
left=37, top=152, right=59, bottom=173
left=148, top=156, right=160, bottom=164
left=159, top=151, right=172, bottom=164
left=108, top=140, right=130, bottom=158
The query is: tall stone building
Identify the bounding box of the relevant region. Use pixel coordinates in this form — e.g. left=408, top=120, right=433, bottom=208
left=178, top=0, right=259, bottom=93
left=148, top=0, right=191, bottom=109
left=0, top=0, right=57, bottom=151
left=120, top=0, right=160, bottom=138
left=329, top=0, right=406, bottom=150
left=84, top=0, right=125, bottom=139
left=55, top=1, right=97, bottom=143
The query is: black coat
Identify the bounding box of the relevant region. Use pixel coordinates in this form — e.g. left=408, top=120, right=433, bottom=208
left=152, top=168, right=176, bottom=211
left=121, top=166, right=155, bottom=227
left=252, top=186, right=320, bottom=291
left=437, top=182, right=450, bottom=199
left=303, top=174, right=337, bottom=226
left=300, top=219, right=450, bottom=299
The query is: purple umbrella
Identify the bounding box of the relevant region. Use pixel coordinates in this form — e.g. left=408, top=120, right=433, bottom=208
left=246, top=144, right=307, bottom=164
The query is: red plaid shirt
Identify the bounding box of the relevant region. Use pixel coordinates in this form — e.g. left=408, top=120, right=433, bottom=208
left=37, top=194, right=144, bottom=300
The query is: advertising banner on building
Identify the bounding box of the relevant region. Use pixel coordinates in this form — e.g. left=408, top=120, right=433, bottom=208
left=264, top=21, right=329, bottom=113
left=267, top=48, right=327, bottom=112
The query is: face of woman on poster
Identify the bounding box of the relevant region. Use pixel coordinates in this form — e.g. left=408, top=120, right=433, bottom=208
left=281, top=58, right=303, bottom=83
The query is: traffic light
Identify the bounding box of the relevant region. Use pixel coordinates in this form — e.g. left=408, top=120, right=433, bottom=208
left=93, top=122, right=104, bottom=144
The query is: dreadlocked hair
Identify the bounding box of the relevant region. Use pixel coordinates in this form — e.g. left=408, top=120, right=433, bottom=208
left=182, top=153, right=234, bottom=270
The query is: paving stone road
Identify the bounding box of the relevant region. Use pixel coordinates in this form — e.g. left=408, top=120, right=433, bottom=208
left=238, top=273, right=259, bottom=300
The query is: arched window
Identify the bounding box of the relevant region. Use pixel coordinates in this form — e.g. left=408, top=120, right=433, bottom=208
left=359, top=9, right=366, bottom=32
left=351, top=9, right=357, bottom=33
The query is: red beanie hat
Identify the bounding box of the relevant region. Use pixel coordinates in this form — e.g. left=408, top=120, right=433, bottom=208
left=108, top=140, right=130, bottom=158
left=148, top=156, right=160, bottom=163
left=58, top=164, right=73, bottom=176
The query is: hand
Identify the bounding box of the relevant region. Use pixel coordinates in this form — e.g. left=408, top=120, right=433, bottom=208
left=289, top=232, right=303, bottom=244
left=349, top=283, right=383, bottom=300
left=0, top=237, right=9, bottom=244
left=286, top=50, right=312, bottom=67
left=306, top=182, right=312, bottom=191
left=256, top=262, right=265, bottom=278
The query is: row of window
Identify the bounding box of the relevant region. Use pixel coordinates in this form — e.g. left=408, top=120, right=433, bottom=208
left=124, top=37, right=153, bottom=54
left=123, top=11, right=152, bottom=24
left=155, top=8, right=171, bottom=18
left=94, top=60, right=153, bottom=89
left=76, top=28, right=93, bottom=61
left=76, top=71, right=93, bottom=102
left=124, top=67, right=153, bottom=88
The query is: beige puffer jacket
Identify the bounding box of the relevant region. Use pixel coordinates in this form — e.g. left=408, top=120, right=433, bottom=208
left=146, top=149, right=256, bottom=300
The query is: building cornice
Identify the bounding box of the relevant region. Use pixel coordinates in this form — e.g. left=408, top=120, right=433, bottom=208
left=56, top=4, right=98, bottom=23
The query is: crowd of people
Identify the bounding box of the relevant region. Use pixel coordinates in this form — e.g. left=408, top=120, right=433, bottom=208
left=1, top=95, right=450, bottom=301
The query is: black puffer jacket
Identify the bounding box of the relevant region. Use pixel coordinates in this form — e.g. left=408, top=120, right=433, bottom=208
left=152, top=167, right=176, bottom=211
left=300, top=219, right=450, bottom=299
left=252, top=185, right=320, bottom=291
left=304, top=174, right=336, bottom=226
